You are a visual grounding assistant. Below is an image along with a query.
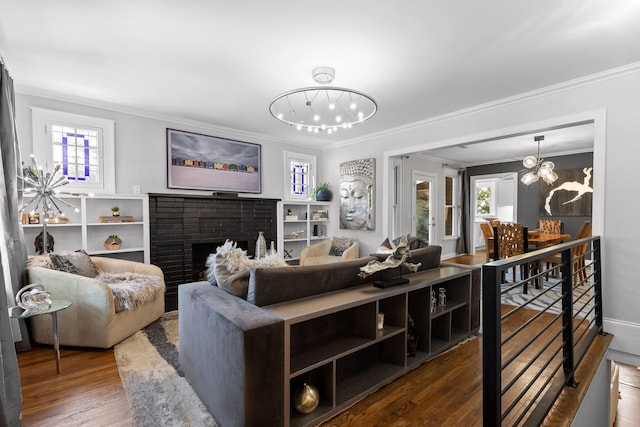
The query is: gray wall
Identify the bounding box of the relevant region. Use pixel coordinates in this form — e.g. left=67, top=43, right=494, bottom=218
left=467, top=152, right=593, bottom=239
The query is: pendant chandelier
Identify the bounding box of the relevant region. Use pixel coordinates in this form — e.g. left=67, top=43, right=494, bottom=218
left=269, top=66, right=377, bottom=134
left=521, top=135, right=558, bottom=185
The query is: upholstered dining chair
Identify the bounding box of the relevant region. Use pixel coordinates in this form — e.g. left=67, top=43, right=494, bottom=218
left=480, top=222, right=494, bottom=263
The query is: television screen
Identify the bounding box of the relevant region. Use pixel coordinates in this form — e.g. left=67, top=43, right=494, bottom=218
left=167, top=128, right=261, bottom=193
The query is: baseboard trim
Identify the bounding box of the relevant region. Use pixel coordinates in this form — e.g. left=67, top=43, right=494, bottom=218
left=603, top=317, right=640, bottom=358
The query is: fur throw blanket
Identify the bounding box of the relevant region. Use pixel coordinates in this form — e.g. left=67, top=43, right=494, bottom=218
left=97, top=272, right=165, bottom=313
left=206, top=240, right=288, bottom=298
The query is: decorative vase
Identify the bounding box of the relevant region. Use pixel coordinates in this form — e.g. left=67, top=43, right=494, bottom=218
left=315, top=189, right=332, bottom=202
left=255, top=231, right=266, bottom=259
left=292, top=383, right=319, bottom=414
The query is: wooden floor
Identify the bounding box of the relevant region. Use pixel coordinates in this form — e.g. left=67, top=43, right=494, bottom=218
left=18, top=250, right=640, bottom=426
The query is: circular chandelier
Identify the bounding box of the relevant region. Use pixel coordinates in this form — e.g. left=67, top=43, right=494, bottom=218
left=269, top=66, right=377, bottom=134
left=521, top=135, right=558, bottom=185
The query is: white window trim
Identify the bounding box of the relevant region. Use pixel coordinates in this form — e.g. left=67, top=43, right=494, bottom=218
left=444, top=168, right=459, bottom=238
left=31, top=107, right=115, bottom=194
left=475, top=180, right=497, bottom=217
left=283, top=151, right=317, bottom=201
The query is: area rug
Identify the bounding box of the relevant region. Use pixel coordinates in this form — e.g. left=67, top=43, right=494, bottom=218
left=114, top=311, right=217, bottom=427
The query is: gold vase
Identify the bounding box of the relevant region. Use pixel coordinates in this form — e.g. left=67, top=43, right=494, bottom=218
left=292, top=382, right=319, bottom=414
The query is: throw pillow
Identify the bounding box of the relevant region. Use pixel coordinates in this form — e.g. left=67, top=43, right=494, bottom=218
left=393, top=235, right=428, bottom=250
left=205, top=253, right=217, bottom=285
left=49, top=250, right=99, bottom=278
left=206, top=240, right=288, bottom=298
left=329, top=237, right=353, bottom=256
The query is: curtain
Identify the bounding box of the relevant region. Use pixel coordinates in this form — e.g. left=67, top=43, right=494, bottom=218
left=456, top=169, right=469, bottom=254
left=0, top=56, right=27, bottom=427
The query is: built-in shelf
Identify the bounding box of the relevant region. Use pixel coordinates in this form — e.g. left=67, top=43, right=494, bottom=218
left=21, top=194, right=149, bottom=263
left=278, top=201, right=332, bottom=262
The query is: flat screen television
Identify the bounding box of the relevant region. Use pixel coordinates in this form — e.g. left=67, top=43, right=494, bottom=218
left=167, top=128, right=261, bottom=193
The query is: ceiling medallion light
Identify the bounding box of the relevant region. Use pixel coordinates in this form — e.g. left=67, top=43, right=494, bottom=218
left=521, top=135, right=558, bottom=185
left=269, top=66, right=377, bottom=134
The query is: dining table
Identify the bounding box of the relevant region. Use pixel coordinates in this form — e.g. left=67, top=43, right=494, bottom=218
left=487, top=230, right=572, bottom=291
left=527, top=232, right=572, bottom=248
left=487, top=232, right=571, bottom=251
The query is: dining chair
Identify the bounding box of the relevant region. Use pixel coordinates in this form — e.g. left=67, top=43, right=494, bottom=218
left=538, top=219, right=562, bottom=234
left=545, top=220, right=592, bottom=285
left=480, top=222, right=494, bottom=263
left=493, top=223, right=529, bottom=288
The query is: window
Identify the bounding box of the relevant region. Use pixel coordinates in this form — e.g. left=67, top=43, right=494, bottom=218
left=31, top=108, right=115, bottom=194
left=444, top=172, right=458, bottom=237
left=284, top=151, right=316, bottom=201
left=475, top=181, right=496, bottom=216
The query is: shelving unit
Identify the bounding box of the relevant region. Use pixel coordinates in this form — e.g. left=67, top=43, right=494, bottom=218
left=277, top=201, right=331, bottom=262
left=22, top=194, right=149, bottom=263
left=264, top=265, right=479, bottom=427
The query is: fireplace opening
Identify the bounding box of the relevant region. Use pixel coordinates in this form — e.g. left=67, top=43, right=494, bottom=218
left=192, top=241, right=249, bottom=282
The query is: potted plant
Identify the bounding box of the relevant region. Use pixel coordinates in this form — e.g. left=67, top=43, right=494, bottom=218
left=111, top=206, right=120, bottom=217
left=314, top=183, right=332, bottom=201
left=104, top=234, right=122, bottom=250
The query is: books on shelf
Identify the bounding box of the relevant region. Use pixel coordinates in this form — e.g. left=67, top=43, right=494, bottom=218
left=98, top=216, right=135, bottom=223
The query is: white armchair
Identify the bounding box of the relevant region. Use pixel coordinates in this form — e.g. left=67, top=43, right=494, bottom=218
left=27, top=256, right=165, bottom=348
left=299, top=238, right=359, bottom=266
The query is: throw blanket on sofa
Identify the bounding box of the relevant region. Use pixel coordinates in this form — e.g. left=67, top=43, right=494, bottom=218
left=97, top=272, right=165, bottom=312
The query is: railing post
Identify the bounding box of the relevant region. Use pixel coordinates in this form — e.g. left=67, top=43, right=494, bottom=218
left=592, top=238, right=604, bottom=332
left=560, top=247, right=578, bottom=387
left=482, top=264, right=502, bottom=426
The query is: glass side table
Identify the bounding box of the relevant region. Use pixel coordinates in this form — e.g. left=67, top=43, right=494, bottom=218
left=11, top=300, right=72, bottom=374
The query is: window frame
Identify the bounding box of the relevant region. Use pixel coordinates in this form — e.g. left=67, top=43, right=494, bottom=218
left=475, top=180, right=497, bottom=217
left=283, top=151, right=317, bottom=201
left=444, top=169, right=459, bottom=238
left=31, top=108, right=115, bottom=194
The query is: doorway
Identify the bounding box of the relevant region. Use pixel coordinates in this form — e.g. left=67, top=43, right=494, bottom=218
left=469, top=172, right=518, bottom=254
left=412, top=171, right=436, bottom=244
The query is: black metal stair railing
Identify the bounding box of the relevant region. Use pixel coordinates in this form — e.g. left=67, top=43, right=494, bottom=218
left=482, top=236, right=603, bottom=426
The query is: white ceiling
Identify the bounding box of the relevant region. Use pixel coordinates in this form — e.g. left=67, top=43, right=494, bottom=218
left=418, top=122, right=595, bottom=167
left=1, top=1, right=639, bottom=161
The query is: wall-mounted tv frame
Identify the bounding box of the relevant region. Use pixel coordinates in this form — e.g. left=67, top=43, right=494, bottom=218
left=167, top=128, right=261, bottom=193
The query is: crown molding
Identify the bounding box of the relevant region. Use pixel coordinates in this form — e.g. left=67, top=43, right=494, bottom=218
left=14, top=85, right=301, bottom=148
left=15, top=61, right=640, bottom=152
left=327, top=61, right=640, bottom=151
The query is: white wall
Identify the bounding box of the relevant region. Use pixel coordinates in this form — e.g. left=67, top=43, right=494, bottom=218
left=15, top=93, right=322, bottom=199
left=323, top=66, right=640, bottom=357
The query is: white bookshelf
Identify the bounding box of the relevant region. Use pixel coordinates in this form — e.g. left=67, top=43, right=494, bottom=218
left=277, top=201, right=331, bottom=262
left=22, top=194, right=149, bottom=263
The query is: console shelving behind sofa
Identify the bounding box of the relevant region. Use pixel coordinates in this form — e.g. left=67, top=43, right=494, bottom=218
left=265, top=265, right=479, bottom=427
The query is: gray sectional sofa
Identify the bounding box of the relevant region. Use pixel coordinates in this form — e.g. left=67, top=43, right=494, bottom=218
left=178, top=246, right=444, bottom=427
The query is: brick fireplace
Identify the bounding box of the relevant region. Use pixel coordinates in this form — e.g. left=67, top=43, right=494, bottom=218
left=149, top=194, right=279, bottom=310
